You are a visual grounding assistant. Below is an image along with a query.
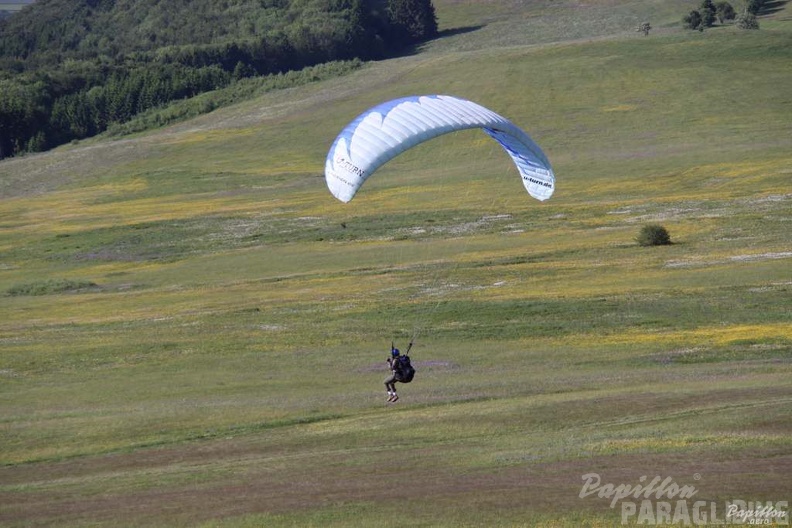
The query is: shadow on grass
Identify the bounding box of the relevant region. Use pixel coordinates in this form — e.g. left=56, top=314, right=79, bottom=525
left=438, top=24, right=485, bottom=39
left=760, top=0, right=789, bottom=16
left=395, top=24, right=486, bottom=57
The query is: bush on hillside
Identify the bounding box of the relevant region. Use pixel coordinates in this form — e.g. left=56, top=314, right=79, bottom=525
left=682, top=0, right=739, bottom=30
left=637, top=225, right=672, bottom=247
left=683, top=10, right=704, bottom=30
left=715, top=1, right=736, bottom=23
left=736, top=11, right=760, bottom=29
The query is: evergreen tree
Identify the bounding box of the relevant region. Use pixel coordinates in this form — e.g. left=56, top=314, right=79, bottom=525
left=699, top=0, right=717, bottom=27
left=715, top=1, right=736, bottom=23
left=683, top=10, right=703, bottom=30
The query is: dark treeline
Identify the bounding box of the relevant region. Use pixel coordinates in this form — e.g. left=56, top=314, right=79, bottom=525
left=0, top=0, right=438, bottom=159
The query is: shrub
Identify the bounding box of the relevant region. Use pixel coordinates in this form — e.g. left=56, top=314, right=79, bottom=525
left=715, top=1, right=736, bottom=23
left=637, top=225, right=672, bottom=247
left=736, top=11, right=759, bottom=29
left=683, top=10, right=703, bottom=30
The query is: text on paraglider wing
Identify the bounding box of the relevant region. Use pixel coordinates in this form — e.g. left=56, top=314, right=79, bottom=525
left=330, top=170, right=356, bottom=189
left=523, top=175, right=553, bottom=188
left=335, top=156, right=366, bottom=178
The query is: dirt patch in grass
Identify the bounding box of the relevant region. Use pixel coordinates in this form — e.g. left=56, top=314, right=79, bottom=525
left=666, top=251, right=792, bottom=269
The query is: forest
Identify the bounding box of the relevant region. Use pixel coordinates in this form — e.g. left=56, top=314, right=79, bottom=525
left=0, top=0, right=438, bottom=159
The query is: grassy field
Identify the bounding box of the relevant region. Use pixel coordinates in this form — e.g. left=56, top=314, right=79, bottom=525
left=1, top=0, right=791, bottom=526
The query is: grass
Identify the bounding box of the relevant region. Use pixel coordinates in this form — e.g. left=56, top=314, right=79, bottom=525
left=1, top=0, right=791, bottom=526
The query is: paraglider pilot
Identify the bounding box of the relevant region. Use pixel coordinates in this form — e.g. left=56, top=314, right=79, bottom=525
left=385, top=341, right=414, bottom=403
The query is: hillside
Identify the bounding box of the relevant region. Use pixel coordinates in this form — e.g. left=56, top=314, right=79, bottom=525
left=0, top=0, right=437, bottom=159
left=1, top=0, right=791, bottom=526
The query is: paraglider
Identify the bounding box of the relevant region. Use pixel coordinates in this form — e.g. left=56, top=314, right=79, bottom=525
left=385, top=342, right=415, bottom=403
left=324, top=94, right=555, bottom=203
left=324, top=95, right=556, bottom=402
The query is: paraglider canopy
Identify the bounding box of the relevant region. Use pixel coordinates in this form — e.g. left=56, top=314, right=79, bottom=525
left=325, top=95, right=555, bottom=203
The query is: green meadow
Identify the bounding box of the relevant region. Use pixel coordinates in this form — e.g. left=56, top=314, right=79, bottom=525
left=1, top=0, right=791, bottom=526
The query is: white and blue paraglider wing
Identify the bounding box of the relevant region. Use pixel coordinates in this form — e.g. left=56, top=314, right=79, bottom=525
left=324, top=95, right=554, bottom=203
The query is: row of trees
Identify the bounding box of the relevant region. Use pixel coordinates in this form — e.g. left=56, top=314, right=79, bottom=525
left=0, top=0, right=439, bottom=160
left=1, top=0, right=437, bottom=68
left=683, top=0, right=767, bottom=30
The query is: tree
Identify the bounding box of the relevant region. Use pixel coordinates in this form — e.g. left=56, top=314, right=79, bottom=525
left=683, top=10, right=703, bottom=30
left=0, top=79, right=50, bottom=158
left=25, top=130, right=47, bottom=153
left=715, top=1, right=736, bottom=23
left=699, top=0, right=717, bottom=27
left=387, top=0, right=438, bottom=44
left=232, top=61, right=255, bottom=80
left=637, top=22, right=652, bottom=36
left=736, top=10, right=760, bottom=29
